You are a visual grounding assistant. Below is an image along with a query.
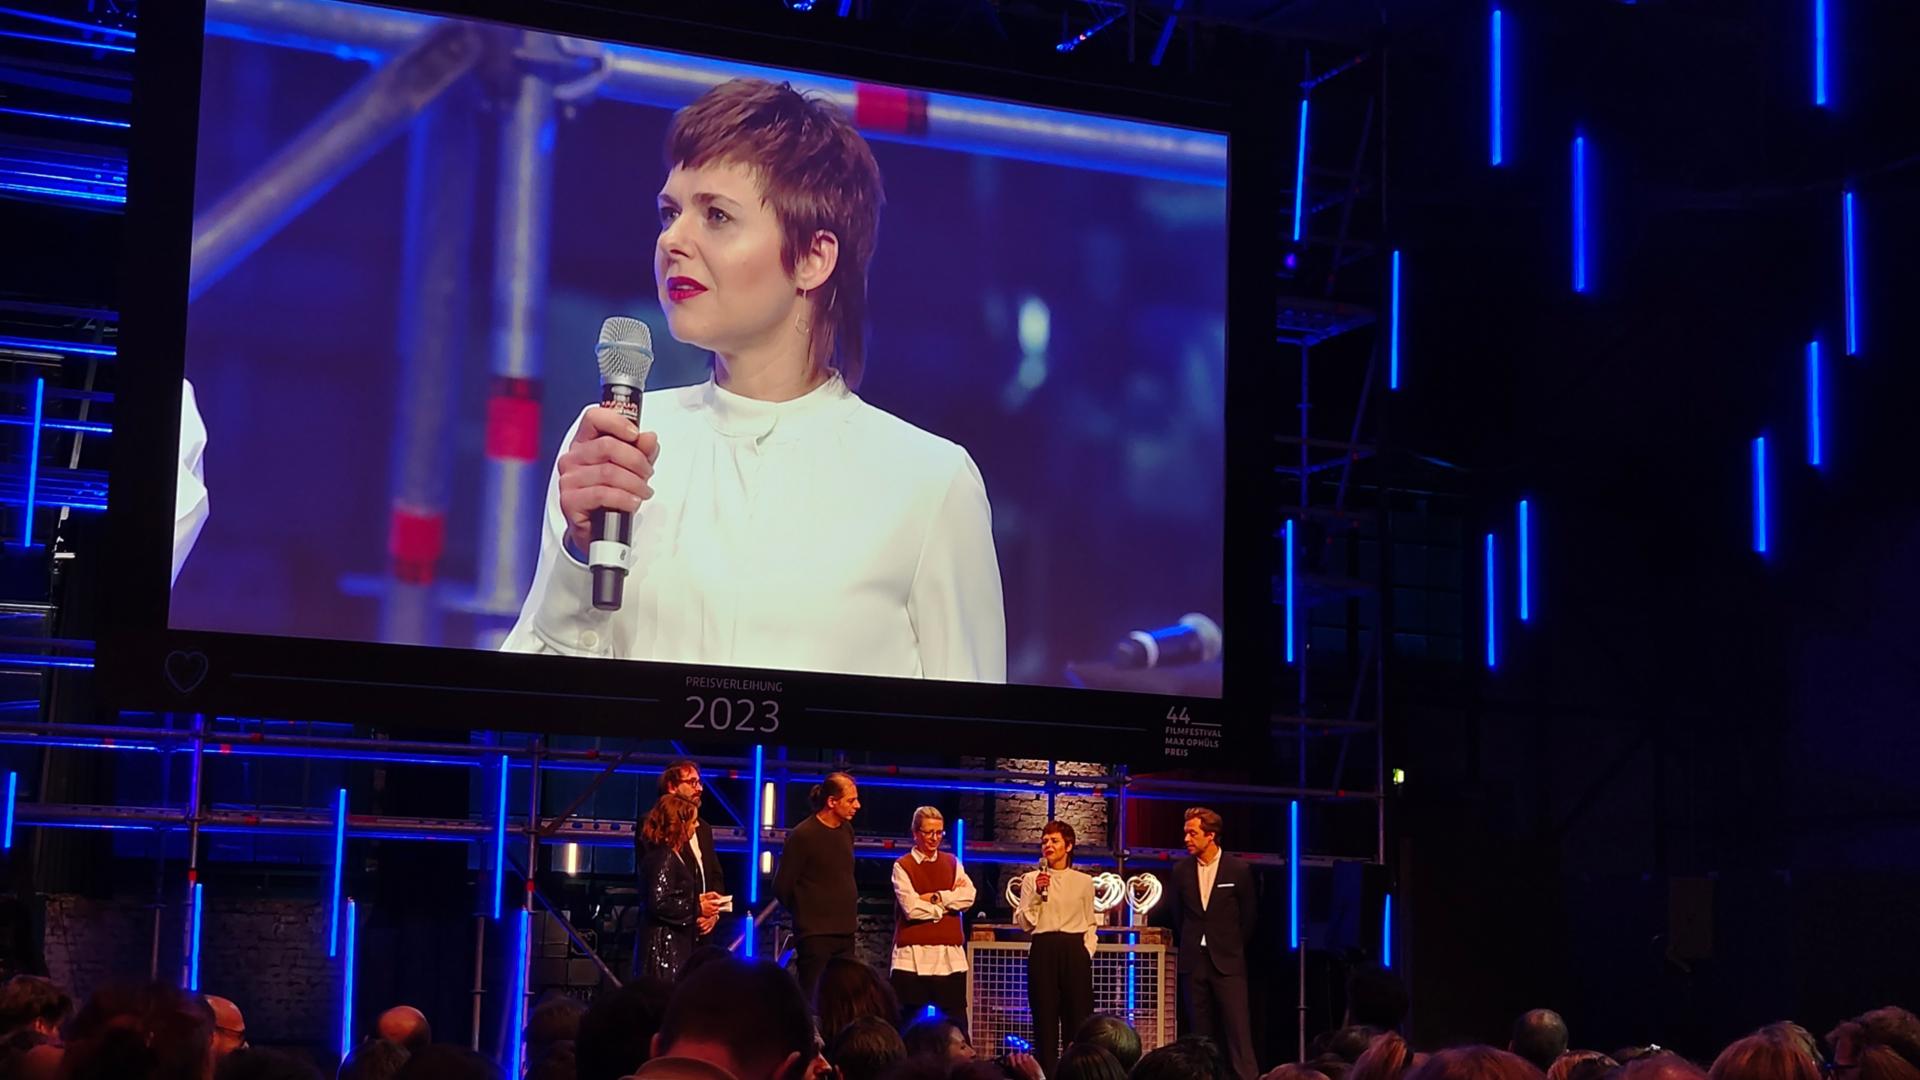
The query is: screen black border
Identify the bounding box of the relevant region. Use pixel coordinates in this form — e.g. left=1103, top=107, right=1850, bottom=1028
left=108, top=0, right=1282, bottom=765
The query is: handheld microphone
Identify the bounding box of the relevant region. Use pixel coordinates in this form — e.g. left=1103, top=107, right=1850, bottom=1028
left=1035, top=858, right=1051, bottom=903
left=1113, top=613, right=1222, bottom=669
left=590, top=317, right=654, bottom=611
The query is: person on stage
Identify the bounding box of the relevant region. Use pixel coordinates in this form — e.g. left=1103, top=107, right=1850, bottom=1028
left=890, top=806, right=977, bottom=1032
left=1161, top=807, right=1260, bottom=1080
left=634, top=794, right=704, bottom=982
left=773, top=771, right=862, bottom=997
left=502, top=77, right=1006, bottom=682
left=643, top=759, right=725, bottom=945
left=1013, top=820, right=1097, bottom=1075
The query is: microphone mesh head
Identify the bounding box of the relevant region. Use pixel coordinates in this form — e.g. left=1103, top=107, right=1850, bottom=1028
left=596, top=317, right=654, bottom=390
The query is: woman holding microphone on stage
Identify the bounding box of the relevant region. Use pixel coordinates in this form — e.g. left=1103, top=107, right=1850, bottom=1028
left=1014, top=820, right=1097, bottom=1075
left=503, top=78, right=1006, bottom=682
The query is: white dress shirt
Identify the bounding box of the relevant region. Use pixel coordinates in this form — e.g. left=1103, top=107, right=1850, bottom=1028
left=1196, top=849, right=1220, bottom=945
left=890, top=849, right=977, bottom=975
left=173, top=380, right=209, bottom=585
left=1013, top=865, right=1098, bottom=956
left=502, top=375, right=1007, bottom=681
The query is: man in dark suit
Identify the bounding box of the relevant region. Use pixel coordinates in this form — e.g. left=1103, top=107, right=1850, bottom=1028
left=1162, top=806, right=1259, bottom=1080
left=644, top=760, right=726, bottom=941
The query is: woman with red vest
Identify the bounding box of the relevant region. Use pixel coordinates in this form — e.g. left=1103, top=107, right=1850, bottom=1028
left=890, top=806, right=978, bottom=1034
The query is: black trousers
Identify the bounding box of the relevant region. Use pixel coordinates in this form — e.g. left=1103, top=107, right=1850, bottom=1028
left=793, top=933, right=857, bottom=1003
left=1182, top=949, right=1257, bottom=1080
left=891, top=969, right=970, bottom=1034
left=1027, top=932, right=1093, bottom=1075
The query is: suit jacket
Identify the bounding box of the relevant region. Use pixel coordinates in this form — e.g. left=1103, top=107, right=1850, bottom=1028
left=1163, top=852, right=1258, bottom=975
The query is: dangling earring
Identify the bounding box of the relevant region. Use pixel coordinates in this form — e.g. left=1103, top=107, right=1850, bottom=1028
left=795, top=287, right=813, bottom=336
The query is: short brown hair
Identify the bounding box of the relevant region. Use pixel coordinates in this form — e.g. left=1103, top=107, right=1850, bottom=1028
left=1043, top=820, right=1076, bottom=848
left=1183, top=807, right=1223, bottom=838
left=640, top=794, right=699, bottom=850
left=667, top=78, right=885, bottom=387
left=658, top=759, right=699, bottom=795
left=1710, top=1035, right=1820, bottom=1080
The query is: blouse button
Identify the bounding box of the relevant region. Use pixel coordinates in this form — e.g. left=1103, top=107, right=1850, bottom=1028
left=581, top=630, right=600, bottom=650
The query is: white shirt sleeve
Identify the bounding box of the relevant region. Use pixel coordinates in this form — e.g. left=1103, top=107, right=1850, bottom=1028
left=501, top=408, right=620, bottom=657
left=1011, top=871, right=1040, bottom=932
left=172, top=380, right=210, bottom=586
left=945, top=860, right=977, bottom=912
left=907, top=452, right=1006, bottom=682
left=893, top=860, right=945, bottom=922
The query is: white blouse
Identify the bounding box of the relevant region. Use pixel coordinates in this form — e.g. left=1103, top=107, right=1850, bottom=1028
left=502, top=374, right=1006, bottom=681
left=1013, top=865, right=1098, bottom=956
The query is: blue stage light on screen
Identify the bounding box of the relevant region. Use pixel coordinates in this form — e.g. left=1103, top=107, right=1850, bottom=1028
left=1292, top=99, right=1309, bottom=243
left=329, top=787, right=347, bottom=956
left=3, top=772, right=14, bottom=849
left=1284, top=520, right=1296, bottom=663
left=338, top=898, right=357, bottom=1061
left=1288, top=800, right=1300, bottom=950
left=1518, top=500, right=1531, bottom=622
left=1753, top=437, right=1769, bottom=554
left=1484, top=533, right=1497, bottom=668
left=1389, top=250, right=1403, bottom=390
left=1807, top=342, right=1823, bottom=468
left=492, top=755, right=508, bottom=920
left=1572, top=136, right=1589, bottom=293
left=1383, top=893, right=1393, bottom=967
left=1844, top=191, right=1858, bottom=355
left=1813, top=0, right=1828, bottom=106
left=1491, top=9, right=1504, bottom=166
left=188, top=882, right=204, bottom=991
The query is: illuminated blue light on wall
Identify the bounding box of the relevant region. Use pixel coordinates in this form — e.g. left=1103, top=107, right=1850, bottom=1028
left=1283, top=520, right=1296, bottom=663
left=1383, top=893, right=1393, bottom=967
left=1752, top=437, right=1769, bottom=554
left=22, top=378, right=44, bottom=546
left=1518, top=500, right=1531, bottom=622
left=0, top=5, right=137, bottom=38
left=504, top=906, right=531, bottom=1077
left=0, top=29, right=134, bottom=54
left=1484, top=533, right=1498, bottom=668
left=1292, top=99, right=1309, bottom=243
left=1288, top=800, right=1300, bottom=950
left=328, top=787, right=347, bottom=957
left=492, top=755, right=508, bottom=920
left=0, top=104, right=129, bottom=125
left=1572, top=136, right=1589, bottom=293
left=3, top=772, right=14, bottom=849
left=1807, top=342, right=1823, bottom=467
left=1813, top=0, right=1829, bottom=106
left=1490, top=9, right=1504, bottom=166
left=1389, top=250, right=1403, bottom=390
left=338, top=898, right=357, bottom=1061
left=1844, top=191, right=1858, bottom=355
left=0, top=335, right=116, bottom=356
left=187, top=882, right=204, bottom=991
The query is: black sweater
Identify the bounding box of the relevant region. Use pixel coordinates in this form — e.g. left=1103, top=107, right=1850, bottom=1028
left=773, top=814, right=858, bottom=937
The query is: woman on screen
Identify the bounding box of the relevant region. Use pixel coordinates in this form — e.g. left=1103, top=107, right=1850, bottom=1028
left=504, top=78, right=1005, bottom=681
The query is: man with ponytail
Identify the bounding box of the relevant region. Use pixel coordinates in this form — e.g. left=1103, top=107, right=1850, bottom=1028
left=774, top=771, right=862, bottom=997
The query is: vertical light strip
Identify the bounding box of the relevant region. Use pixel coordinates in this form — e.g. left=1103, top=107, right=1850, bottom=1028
left=746, top=744, right=764, bottom=957
left=1518, top=500, right=1531, bottom=622
left=187, top=882, right=204, bottom=991
left=22, top=378, right=44, bottom=545
left=338, top=898, right=357, bottom=1061
left=504, top=906, right=531, bottom=1077
left=492, top=755, right=508, bottom=920
left=1814, top=0, right=1828, bottom=106
left=1389, top=250, right=1403, bottom=390
left=329, top=787, right=347, bottom=956
left=1843, top=191, right=1858, bottom=355
left=1284, top=520, right=1296, bottom=663
left=1572, top=136, right=1589, bottom=293
left=1491, top=9, right=1504, bottom=166
left=1383, top=893, right=1393, bottom=968
left=2, top=772, right=14, bottom=850
left=1753, top=437, right=1769, bottom=554
left=1288, top=800, right=1300, bottom=951
left=954, top=816, right=966, bottom=862
left=1292, top=98, right=1310, bottom=243
left=1807, top=342, right=1823, bottom=467
left=1484, top=533, right=1498, bottom=668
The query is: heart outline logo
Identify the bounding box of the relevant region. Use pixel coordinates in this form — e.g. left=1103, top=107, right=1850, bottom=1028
left=163, top=651, right=209, bottom=694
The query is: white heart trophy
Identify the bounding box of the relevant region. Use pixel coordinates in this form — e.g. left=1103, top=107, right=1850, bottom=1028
left=1125, top=873, right=1164, bottom=917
